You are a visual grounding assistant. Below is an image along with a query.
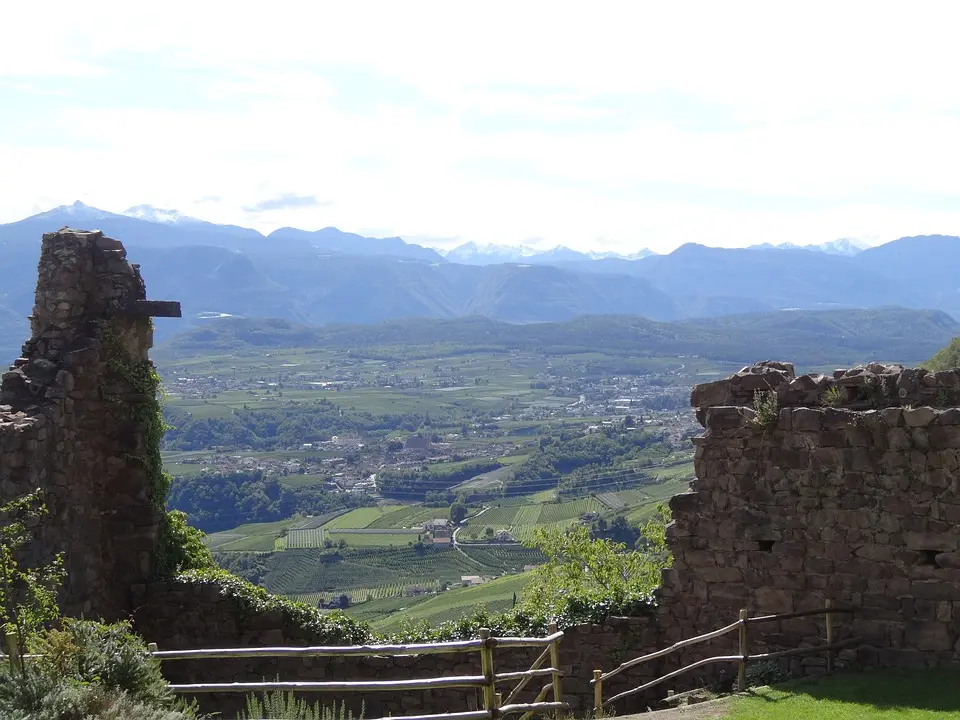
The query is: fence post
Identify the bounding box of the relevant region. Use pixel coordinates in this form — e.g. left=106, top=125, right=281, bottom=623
left=479, top=628, right=498, bottom=716
left=737, top=608, right=748, bottom=692
left=548, top=622, right=563, bottom=705
left=593, top=669, right=603, bottom=712
left=4, top=630, right=21, bottom=675
left=825, top=599, right=834, bottom=672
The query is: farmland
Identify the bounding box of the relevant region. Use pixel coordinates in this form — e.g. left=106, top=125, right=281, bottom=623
left=160, top=323, right=704, bottom=626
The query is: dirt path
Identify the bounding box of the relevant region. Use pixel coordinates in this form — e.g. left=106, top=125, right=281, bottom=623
left=617, top=696, right=733, bottom=720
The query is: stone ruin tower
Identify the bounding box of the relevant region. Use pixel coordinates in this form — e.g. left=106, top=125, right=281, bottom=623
left=0, top=229, right=179, bottom=621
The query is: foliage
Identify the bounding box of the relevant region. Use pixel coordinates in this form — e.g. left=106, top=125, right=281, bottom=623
left=378, top=460, right=503, bottom=500
left=926, top=337, right=960, bottom=371
left=386, top=505, right=670, bottom=642
left=590, top=515, right=642, bottom=549
left=520, top=509, right=669, bottom=620
left=167, top=470, right=375, bottom=533
left=507, top=429, right=667, bottom=495
left=155, top=510, right=215, bottom=577
left=176, top=568, right=371, bottom=645
left=0, top=492, right=64, bottom=658
left=450, top=502, right=468, bottom=524
left=821, top=386, right=844, bottom=407
left=0, top=618, right=197, bottom=720
left=163, top=400, right=427, bottom=451
left=752, top=390, right=779, bottom=428
left=242, top=693, right=363, bottom=720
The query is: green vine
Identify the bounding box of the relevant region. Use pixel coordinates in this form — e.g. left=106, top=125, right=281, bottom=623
left=95, top=320, right=212, bottom=576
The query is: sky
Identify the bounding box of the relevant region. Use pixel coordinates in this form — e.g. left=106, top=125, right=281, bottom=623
left=2, top=2, right=960, bottom=254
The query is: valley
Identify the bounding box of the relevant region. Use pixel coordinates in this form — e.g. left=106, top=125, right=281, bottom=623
left=155, top=310, right=948, bottom=628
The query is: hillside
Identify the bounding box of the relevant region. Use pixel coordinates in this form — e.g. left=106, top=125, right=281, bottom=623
left=156, top=308, right=960, bottom=368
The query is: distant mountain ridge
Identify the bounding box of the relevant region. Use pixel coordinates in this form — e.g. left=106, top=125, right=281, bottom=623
left=2, top=202, right=960, bottom=365
left=156, top=309, right=960, bottom=369
left=747, top=237, right=871, bottom=256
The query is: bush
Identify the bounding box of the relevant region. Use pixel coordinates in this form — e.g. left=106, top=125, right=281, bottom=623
left=177, top=568, right=371, bottom=645
left=156, top=510, right=215, bottom=577
left=0, top=618, right=197, bottom=720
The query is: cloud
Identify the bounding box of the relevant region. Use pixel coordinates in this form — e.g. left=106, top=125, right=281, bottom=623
left=3, top=2, right=960, bottom=253
left=243, top=194, right=331, bottom=213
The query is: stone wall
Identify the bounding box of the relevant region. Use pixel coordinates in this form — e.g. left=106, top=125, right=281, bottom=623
left=132, top=580, right=663, bottom=717
left=0, top=229, right=170, bottom=621
left=660, top=360, right=960, bottom=673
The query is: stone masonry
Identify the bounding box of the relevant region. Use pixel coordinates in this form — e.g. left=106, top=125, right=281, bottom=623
left=0, top=228, right=179, bottom=621
left=661, top=360, right=960, bottom=674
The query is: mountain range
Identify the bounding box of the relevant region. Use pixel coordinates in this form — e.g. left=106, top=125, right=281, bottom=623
left=1, top=201, right=958, bottom=362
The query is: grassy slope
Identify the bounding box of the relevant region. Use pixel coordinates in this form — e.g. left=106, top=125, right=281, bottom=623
left=370, top=572, right=533, bottom=632
left=727, top=669, right=960, bottom=719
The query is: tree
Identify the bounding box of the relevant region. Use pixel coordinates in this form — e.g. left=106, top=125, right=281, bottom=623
left=450, top=502, right=468, bottom=524
left=520, top=505, right=671, bottom=617
left=484, top=526, right=495, bottom=540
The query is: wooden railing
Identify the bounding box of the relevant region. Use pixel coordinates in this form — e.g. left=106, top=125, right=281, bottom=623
left=592, top=602, right=857, bottom=710
left=149, top=625, right=567, bottom=720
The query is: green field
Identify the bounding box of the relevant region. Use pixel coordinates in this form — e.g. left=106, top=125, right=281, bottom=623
left=264, top=546, right=490, bottom=596
left=460, top=495, right=605, bottom=543
left=371, top=572, right=533, bottom=631
left=727, top=668, right=960, bottom=719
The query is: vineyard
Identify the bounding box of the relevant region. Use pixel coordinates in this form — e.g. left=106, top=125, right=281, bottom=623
left=264, top=546, right=489, bottom=596
left=371, top=572, right=534, bottom=632
left=459, top=545, right=547, bottom=571
left=460, top=496, right=605, bottom=543
left=285, top=527, right=326, bottom=548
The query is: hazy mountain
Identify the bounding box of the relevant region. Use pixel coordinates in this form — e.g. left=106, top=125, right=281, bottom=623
left=157, top=308, right=960, bottom=369
left=748, top=237, right=871, bottom=256
left=444, top=242, right=656, bottom=265
left=268, top=226, right=443, bottom=261
left=4, top=203, right=960, bottom=365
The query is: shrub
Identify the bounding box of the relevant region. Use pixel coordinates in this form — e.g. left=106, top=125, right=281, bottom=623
left=0, top=618, right=197, bottom=719
left=177, top=568, right=371, bottom=645
left=156, top=510, right=215, bottom=577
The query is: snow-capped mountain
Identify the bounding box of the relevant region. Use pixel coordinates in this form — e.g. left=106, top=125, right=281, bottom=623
left=123, top=205, right=201, bottom=225
left=444, top=242, right=657, bottom=265
left=444, top=242, right=540, bottom=265
left=748, top=238, right=871, bottom=256
left=32, top=200, right=118, bottom=221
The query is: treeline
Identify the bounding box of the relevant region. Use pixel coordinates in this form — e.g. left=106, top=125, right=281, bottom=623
left=378, top=460, right=503, bottom=500
left=163, top=399, right=428, bottom=450
left=507, top=428, right=667, bottom=495
left=167, top=470, right=375, bottom=532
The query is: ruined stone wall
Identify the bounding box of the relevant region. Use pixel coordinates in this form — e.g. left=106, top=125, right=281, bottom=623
left=132, top=580, right=662, bottom=717
left=0, top=229, right=163, bottom=621
left=660, top=361, right=960, bottom=673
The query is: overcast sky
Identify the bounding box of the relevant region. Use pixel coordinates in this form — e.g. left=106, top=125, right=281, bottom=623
left=2, top=2, right=960, bottom=253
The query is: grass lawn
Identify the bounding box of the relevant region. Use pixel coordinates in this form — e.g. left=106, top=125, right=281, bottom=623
left=727, top=668, right=960, bottom=719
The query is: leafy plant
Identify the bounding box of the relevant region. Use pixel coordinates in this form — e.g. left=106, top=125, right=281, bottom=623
left=821, top=386, right=844, bottom=407
left=0, top=491, right=64, bottom=661
left=242, top=692, right=363, bottom=720
left=0, top=619, right=199, bottom=719
left=177, top=568, right=371, bottom=645
left=752, top=390, right=779, bottom=428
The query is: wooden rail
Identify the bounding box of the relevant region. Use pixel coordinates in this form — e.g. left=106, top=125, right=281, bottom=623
left=592, top=602, right=856, bottom=710
left=149, top=626, right=568, bottom=720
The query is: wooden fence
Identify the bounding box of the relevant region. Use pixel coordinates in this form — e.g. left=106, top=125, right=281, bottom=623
left=592, top=602, right=858, bottom=710
left=147, top=625, right=567, bottom=720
